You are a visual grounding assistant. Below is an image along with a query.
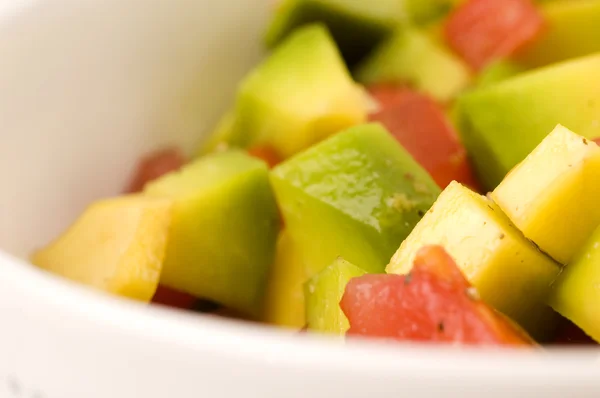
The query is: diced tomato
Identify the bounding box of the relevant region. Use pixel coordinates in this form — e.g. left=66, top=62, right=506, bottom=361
left=368, top=85, right=481, bottom=191
left=125, top=147, right=187, bottom=193
left=552, top=318, right=597, bottom=346
left=444, top=0, right=545, bottom=70
left=151, top=285, right=198, bottom=310
left=340, top=245, right=533, bottom=346
left=593, top=138, right=600, bottom=146
left=248, top=146, right=281, bottom=169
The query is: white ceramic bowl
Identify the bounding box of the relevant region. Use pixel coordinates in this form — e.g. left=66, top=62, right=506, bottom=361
left=1, top=1, right=599, bottom=397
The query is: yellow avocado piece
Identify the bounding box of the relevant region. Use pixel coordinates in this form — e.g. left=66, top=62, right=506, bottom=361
left=491, top=125, right=600, bottom=265
left=262, top=230, right=308, bottom=329
left=32, top=195, right=172, bottom=302
left=549, top=224, right=600, bottom=342
left=386, top=181, right=561, bottom=340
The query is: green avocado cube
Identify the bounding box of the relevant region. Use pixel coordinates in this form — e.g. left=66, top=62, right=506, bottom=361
left=517, top=1, right=600, bottom=68
left=144, top=151, right=280, bottom=317
left=264, top=0, right=406, bottom=65
left=271, top=123, right=440, bottom=279
left=355, top=26, right=470, bottom=102
left=222, top=24, right=367, bottom=159
left=305, top=257, right=367, bottom=335
left=456, top=53, right=600, bottom=190
left=549, top=225, right=600, bottom=343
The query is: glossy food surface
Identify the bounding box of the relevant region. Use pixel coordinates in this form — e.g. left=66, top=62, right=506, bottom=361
left=271, top=123, right=440, bottom=276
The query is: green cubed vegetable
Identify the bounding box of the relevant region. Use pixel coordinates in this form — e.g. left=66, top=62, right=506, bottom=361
left=456, top=54, right=600, bottom=190
left=145, top=151, right=280, bottom=317
left=271, top=122, right=440, bottom=278
left=549, top=225, right=600, bottom=343
left=305, top=257, right=367, bottom=335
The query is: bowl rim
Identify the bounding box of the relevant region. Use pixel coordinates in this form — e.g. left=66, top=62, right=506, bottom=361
left=2, top=249, right=599, bottom=384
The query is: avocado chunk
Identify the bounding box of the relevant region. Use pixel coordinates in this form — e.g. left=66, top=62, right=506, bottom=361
left=549, top=225, right=600, bottom=343
left=264, top=0, right=405, bottom=65
left=271, top=123, right=440, bottom=279
left=491, top=125, right=600, bottom=265
left=355, top=26, right=470, bottom=102
left=456, top=54, right=600, bottom=190
left=144, top=151, right=280, bottom=317
left=32, top=195, right=172, bottom=302
left=516, top=1, right=600, bottom=68
left=386, top=181, right=561, bottom=340
left=305, top=257, right=367, bottom=335
left=262, top=231, right=308, bottom=328
left=220, top=24, right=367, bottom=159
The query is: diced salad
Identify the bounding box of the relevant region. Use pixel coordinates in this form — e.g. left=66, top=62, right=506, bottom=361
left=32, top=0, right=600, bottom=347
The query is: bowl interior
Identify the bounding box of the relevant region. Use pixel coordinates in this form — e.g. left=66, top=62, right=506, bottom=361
left=0, top=0, right=269, bottom=258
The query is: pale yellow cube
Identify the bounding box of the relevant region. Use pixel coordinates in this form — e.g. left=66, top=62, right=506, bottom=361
left=262, top=231, right=308, bottom=329
left=32, top=195, right=172, bottom=302
left=386, top=182, right=560, bottom=340
left=491, top=124, right=600, bottom=265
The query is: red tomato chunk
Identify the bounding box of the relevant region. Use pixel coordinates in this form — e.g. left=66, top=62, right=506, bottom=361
left=125, top=147, right=187, bottom=193
left=341, top=245, right=533, bottom=346
left=444, top=0, right=545, bottom=71
left=368, top=85, right=480, bottom=191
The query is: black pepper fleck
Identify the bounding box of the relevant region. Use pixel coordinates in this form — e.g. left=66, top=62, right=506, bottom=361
left=438, top=322, right=445, bottom=333
left=404, top=273, right=413, bottom=285
left=583, top=138, right=589, bottom=145
left=417, top=210, right=425, bottom=217
left=499, top=233, right=505, bottom=240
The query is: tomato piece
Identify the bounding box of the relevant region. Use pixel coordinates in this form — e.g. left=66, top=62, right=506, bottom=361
left=368, top=85, right=480, bottom=191
left=125, top=147, right=187, bottom=193
left=340, top=245, right=533, bottom=346
left=247, top=146, right=281, bottom=169
left=593, top=138, right=600, bottom=146
left=552, top=318, right=597, bottom=346
left=151, top=285, right=198, bottom=310
left=444, top=0, right=545, bottom=70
